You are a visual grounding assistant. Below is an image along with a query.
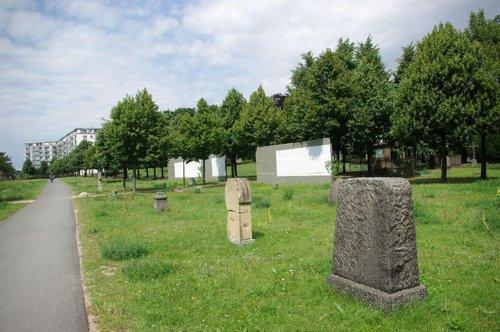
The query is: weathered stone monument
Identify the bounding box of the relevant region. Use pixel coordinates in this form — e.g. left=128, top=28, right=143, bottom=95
left=154, top=191, right=167, bottom=213
left=97, top=171, right=103, bottom=193
left=327, top=178, right=426, bottom=311
left=225, top=178, right=254, bottom=245
left=328, top=179, right=342, bottom=204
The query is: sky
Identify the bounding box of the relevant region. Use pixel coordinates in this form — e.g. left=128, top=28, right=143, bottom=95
left=0, top=0, right=498, bottom=168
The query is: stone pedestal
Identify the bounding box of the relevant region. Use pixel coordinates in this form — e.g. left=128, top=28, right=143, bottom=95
left=225, top=178, right=254, bottom=245
left=327, top=177, right=426, bottom=311
left=97, top=171, right=103, bottom=193
left=154, top=191, right=167, bottom=213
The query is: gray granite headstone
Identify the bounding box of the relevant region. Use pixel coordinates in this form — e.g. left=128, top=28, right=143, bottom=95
left=154, top=191, right=167, bottom=213
left=327, top=177, right=426, bottom=311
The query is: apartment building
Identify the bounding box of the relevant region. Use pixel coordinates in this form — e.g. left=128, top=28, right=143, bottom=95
left=24, top=128, right=99, bottom=167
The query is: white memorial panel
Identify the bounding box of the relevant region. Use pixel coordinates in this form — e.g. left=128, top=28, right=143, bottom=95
left=211, top=156, right=226, bottom=177
left=174, top=161, right=202, bottom=178
left=276, top=144, right=331, bottom=177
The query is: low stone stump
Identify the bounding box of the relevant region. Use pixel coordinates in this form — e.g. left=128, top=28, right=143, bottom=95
left=154, top=191, right=167, bottom=213
left=328, top=179, right=342, bottom=204
left=225, top=178, right=254, bottom=245
left=327, top=177, right=426, bottom=311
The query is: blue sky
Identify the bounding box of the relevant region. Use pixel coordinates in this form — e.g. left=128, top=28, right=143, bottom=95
left=0, top=0, right=498, bottom=168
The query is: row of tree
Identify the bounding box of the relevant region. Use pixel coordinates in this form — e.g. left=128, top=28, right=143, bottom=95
left=43, top=10, right=498, bottom=185
left=0, top=152, right=16, bottom=179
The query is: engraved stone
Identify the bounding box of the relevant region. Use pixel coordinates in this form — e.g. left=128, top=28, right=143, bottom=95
left=225, top=178, right=254, bottom=245
left=154, top=191, right=167, bottom=213
left=327, top=177, right=426, bottom=311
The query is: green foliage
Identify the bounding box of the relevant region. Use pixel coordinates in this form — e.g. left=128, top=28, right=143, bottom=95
left=253, top=196, right=271, bottom=208
left=100, top=240, right=149, bottom=260
left=283, top=188, right=294, bottom=201
left=0, top=152, right=16, bottom=178
left=234, top=86, right=284, bottom=159
left=123, top=261, right=174, bottom=281
left=22, top=159, right=36, bottom=177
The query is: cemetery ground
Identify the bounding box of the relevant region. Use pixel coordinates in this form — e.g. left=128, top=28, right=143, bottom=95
left=66, top=165, right=499, bottom=330
left=0, top=178, right=46, bottom=221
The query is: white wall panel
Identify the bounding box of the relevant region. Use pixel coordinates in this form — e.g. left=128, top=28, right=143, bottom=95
left=174, top=161, right=202, bottom=178
left=276, top=144, right=331, bottom=177
left=211, top=156, right=226, bottom=177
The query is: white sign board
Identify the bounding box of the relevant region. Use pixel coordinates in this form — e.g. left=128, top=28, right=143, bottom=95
left=174, top=161, right=202, bottom=178
left=211, top=156, right=226, bottom=177
left=276, top=144, right=331, bottom=177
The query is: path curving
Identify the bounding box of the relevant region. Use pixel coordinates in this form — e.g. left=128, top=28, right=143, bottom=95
left=0, top=179, right=88, bottom=332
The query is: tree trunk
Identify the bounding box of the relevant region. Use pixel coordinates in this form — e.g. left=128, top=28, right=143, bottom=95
left=480, top=133, right=487, bottom=180
left=161, top=166, right=164, bottom=178
left=231, top=155, right=237, bottom=178
left=367, top=142, right=373, bottom=177
left=202, top=159, right=206, bottom=185
left=153, top=167, right=157, bottom=179
left=137, top=168, right=141, bottom=179
left=133, top=167, right=137, bottom=192
left=146, top=167, right=149, bottom=178
left=182, top=161, right=185, bottom=186
left=460, top=146, right=467, bottom=164
left=122, top=165, right=127, bottom=191
left=84, top=169, right=87, bottom=177
left=341, top=145, right=347, bottom=174
left=440, top=137, right=447, bottom=183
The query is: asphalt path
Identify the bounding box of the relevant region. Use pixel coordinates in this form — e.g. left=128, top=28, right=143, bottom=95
left=0, top=179, right=88, bottom=332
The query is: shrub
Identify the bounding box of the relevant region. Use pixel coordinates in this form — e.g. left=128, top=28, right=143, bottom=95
left=254, top=196, right=271, bottom=208
left=283, top=188, right=294, bottom=201
left=123, top=261, right=173, bottom=281
left=101, top=240, right=148, bottom=260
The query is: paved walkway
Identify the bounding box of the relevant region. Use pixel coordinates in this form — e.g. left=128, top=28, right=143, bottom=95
left=0, top=179, right=88, bottom=332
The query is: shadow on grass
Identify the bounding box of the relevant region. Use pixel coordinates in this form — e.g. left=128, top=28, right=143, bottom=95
left=253, top=230, right=265, bottom=239
left=409, top=177, right=497, bottom=185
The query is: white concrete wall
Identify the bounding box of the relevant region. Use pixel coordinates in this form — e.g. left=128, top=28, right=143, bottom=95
left=276, top=144, right=331, bottom=177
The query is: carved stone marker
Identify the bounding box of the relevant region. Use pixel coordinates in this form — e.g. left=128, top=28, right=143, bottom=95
left=154, top=191, right=167, bottom=213
left=225, top=178, right=254, bottom=245
left=97, top=171, right=103, bottom=193
left=328, top=179, right=342, bottom=204
left=327, top=177, right=426, bottom=311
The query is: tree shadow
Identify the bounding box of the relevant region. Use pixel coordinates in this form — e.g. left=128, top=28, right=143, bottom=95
left=409, top=177, right=496, bottom=185
left=253, top=230, right=265, bottom=239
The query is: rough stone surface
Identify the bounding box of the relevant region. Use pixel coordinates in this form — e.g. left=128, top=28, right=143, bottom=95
left=328, top=179, right=342, bottom=204
left=225, top=178, right=254, bottom=245
left=154, top=191, right=167, bottom=213
left=327, top=177, right=426, bottom=311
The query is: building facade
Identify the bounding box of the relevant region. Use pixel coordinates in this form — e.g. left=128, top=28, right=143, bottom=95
left=24, top=128, right=99, bottom=168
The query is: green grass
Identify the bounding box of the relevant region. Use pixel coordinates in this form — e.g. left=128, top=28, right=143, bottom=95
left=0, top=179, right=46, bottom=221
left=69, top=166, right=499, bottom=330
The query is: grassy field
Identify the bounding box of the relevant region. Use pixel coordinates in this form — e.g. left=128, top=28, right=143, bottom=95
left=68, top=166, right=499, bottom=331
left=0, top=179, right=47, bottom=221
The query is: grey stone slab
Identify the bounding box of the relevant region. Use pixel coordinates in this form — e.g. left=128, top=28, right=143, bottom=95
left=327, top=177, right=426, bottom=311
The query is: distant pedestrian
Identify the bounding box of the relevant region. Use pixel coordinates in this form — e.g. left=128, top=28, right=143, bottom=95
left=50, top=174, right=54, bottom=182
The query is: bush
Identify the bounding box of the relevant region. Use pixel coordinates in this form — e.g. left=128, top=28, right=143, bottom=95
left=283, top=188, right=294, bottom=201
left=123, top=261, right=173, bottom=281
left=254, top=196, right=271, bottom=208
left=101, top=240, right=148, bottom=260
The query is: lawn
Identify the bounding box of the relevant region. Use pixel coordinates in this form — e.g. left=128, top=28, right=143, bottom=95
left=0, top=179, right=47, bottom=221
left=68, top=166, right=499, bottom=331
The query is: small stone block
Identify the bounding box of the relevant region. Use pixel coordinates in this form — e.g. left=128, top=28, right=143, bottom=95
left=327, top=177, right=426, bottom=311
left=154, top=191, right=167, bottom=213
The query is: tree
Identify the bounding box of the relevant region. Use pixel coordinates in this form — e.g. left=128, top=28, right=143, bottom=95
left=184, top=98, right=224, bottom=184
left=395, top=23, right=481, bottom=182
left=218, top=88, right=246, bottom=177
left=393, top=44, right=415, bottom=85
left=38, top=161, right=49, bottom=177
left=68, top=140, right=93, bottom=175
left=106, top=88, right=161, bottom=191
left=284, top=39, right=356, bottom=171
left=22, top=159, right=36, bottom=177
left=0, top=152, right=16, bottom=178
left=466, top=10, right=500, bottom=179
left=350, top=37, right=392, bottom=176
left=234, top=86, right=284, bottom=159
